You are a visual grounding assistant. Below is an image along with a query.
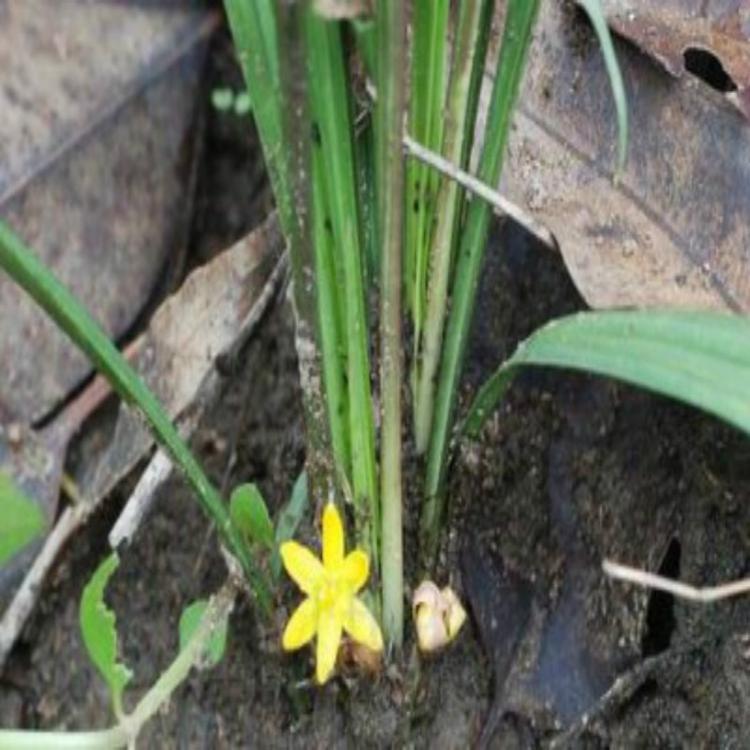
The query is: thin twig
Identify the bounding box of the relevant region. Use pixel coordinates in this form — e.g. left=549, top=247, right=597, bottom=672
left=108, top=253, right=289, bottom=550
left=603, top=559, right=750, bottom=603
left=108, top=449, right=175, bottom=549
left=403, top=134, right=556, bottom=248
left=367, top=80, right=555, bottom=249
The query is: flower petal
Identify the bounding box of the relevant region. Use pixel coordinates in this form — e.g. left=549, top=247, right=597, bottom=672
left=316, top=606, right=343, bottom=684
left=322, top=503, right=344, bottom=569
left=342, top=550, right=369, bottom=593
left=343, top=597, right=383, bottom=652
left=281, top=541, right=324, bottom=595
left=282, top=598, right=317, bottom=651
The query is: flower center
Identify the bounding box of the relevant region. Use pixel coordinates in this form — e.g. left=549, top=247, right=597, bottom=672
left=316, top=573, right=347, bottom=610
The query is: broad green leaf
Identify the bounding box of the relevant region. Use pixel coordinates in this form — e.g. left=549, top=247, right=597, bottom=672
left=79, top=553, right=132, bottom=716
left=578, top=0, right=628, bottom=174
left=179, top=599, right=228, bottom=668
left=0, top=472, right=45, bottom=567
left=230, top=483, right=274, bottom=549
left=466, top=311, right=750, bottom=437
left=271, top=471, right=309, bottom=578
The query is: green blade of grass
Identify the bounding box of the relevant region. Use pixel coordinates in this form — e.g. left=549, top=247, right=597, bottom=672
left=465, top=311, right=750, bottom=437
left=375, top=0, right=407, bottom=647
left=224, top=0, right=294, bottom=237
left=0, top=221, right=271, bottom=614
left=305, top=14, right=379, bottom=558
left=405, top=0, right=450, bottom=360
left=413, top=0, right=494, bottom=453
left=311, top=145, right=351, bottom=481
left=422, top=0, right=540, bottom=567
left=578, top=0, right=628, bottom=174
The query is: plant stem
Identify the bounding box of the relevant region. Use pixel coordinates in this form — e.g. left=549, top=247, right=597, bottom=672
left=0, top=221, right=272, bottom=614
left=414, top=0, right=494, bottom=454
left=376, top=0, right=407, bottom=648
left=0, top=582, right=236, bottom=750
left=421, top=0, right=541, bottom=567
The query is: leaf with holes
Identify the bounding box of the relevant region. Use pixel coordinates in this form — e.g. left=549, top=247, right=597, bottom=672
left=499, top=1, right=750, bottom=314
left=79, top=553, right=132, bottom=717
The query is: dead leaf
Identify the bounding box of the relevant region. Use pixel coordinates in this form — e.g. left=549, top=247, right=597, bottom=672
left=77, top=215, right=284, bottom=518
left=484, top=0, right=750, bottom=313
left=0, top=1, right=216, bottom=423
left=598, top=0, right=750, bottom=120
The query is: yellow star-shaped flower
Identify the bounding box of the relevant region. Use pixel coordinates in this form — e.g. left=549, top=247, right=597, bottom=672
left=281, top=502, right=383, bottom=684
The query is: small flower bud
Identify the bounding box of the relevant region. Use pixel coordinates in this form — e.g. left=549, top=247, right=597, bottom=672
left=412, top=580, right=467, bottom=654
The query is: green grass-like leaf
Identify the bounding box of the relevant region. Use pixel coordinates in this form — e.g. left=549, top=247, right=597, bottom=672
left=466, top=311, right=750, bottom=437
left=0, top=472, right=45, bottom=568
left=413, top=0, right=494, bottom=453
left=422, top=0, right=541, bottom=565
left=230, top=483, right=274, bottom=549
left=305, top=14, right=379, bottom=553
left=578, top=0, right=628, bottom=174
left=224, top=0, right=294, bottom=237
left=179, top=600, right=228, bottom=669
left=405, top=0, right=450, bottom=338
left=80, top=553, right=132, bottom=718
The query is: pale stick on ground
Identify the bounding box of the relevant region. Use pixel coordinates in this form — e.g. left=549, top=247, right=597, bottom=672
left=603, top=559, right=750, bottom=603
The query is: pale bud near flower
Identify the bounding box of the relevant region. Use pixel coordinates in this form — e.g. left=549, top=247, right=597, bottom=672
left=412, top=581, right=467, bottom=653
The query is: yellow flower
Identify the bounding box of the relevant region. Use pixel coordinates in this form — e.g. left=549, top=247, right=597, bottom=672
left=280, top=503, right=383, bottom=684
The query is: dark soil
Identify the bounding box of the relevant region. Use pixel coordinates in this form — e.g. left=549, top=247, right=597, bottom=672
left=2, top=22, right=750, bottom=750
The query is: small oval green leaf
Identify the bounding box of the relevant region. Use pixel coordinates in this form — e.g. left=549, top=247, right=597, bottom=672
left=79, top=553, right=132, bottom=716
left=0, top=471, right=45, bottom=567
left=179, top=599, right=228, bottom=668
left=230, top=483, right=274, bottom=549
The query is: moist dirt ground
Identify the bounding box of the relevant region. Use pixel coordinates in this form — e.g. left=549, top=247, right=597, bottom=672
left=1, top=26, right=749, bottom=750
